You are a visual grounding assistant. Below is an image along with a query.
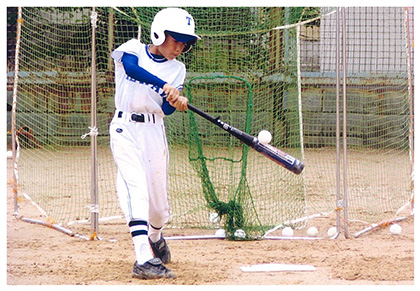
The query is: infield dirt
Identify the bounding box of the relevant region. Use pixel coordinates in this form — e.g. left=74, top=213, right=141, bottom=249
left=6, top=159, right=415, bottom=286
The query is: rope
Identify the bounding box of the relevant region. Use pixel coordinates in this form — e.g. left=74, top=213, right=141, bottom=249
left=81, top=126, right=99, bottom=139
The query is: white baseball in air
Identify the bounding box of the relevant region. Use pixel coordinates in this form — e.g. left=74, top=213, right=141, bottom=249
left=209, top=212, right=220, bottom=224
left=258, top=130, right=272, bottom=144
left=307, top=226, right=319, bottom=237
left=234, top=229, right=246, bottom=238
left=390, top=224, right=402, bottom=235
left=282, top=226, right=294, bottom=237
left=327, top=227, right=337, bottom=237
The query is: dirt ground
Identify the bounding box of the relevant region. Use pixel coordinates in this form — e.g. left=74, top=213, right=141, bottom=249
left=5, top=158, right=416, bottom=286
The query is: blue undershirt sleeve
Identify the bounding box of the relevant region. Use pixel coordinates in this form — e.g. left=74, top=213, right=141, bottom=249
left=121, top=52, right=177, bottom=115
left=162, top=99, right=177, bottom=115
left=122, top=52, right=167, bottom=89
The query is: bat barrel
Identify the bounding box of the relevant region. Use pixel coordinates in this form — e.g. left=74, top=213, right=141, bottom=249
left=255, top=143, right=305, bottom=175
left=261, top=150, right=305, bottom=175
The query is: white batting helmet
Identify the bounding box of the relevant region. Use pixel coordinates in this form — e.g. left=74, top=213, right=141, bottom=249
left=150, top=8, right=200, bottom=52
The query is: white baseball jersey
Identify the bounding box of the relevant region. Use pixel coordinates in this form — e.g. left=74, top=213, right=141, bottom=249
left=111, top=38, right=186, bottom=115
left=109, top=39, right=186, bottom=227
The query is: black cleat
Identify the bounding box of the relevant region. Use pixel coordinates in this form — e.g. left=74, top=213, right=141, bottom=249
left=132, top=258, right=176, bottom=279
left=149, top=236, right=171, bottom=264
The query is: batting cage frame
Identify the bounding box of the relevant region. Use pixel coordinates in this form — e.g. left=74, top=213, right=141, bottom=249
left=8, top=6, right=414, bottom=241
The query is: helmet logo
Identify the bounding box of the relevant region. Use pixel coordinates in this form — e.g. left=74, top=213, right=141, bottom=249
left=186, top=16, right=192, bottom=26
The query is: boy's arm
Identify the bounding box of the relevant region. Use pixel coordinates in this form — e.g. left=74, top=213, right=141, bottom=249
left=122, top=52, right=182, bottom=114
left=122, top=53, right=166, bottom=88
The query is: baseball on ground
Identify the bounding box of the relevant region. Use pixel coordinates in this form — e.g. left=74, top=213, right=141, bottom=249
left=234, top=229, right=246, bottom=238
left=307, top=226, right=319, bottom=237
left=327, top=227, right=337, bottom=237
left=282, top=226, right=294, bottom=237
left=390, top=224, right=402, bottom=235
left=209, top=212, right=220, bottom=224
left=215, top=228, right=226, bottom=237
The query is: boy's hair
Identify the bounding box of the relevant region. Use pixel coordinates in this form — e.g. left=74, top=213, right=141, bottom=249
left=165, top=31, right=197, bottom=52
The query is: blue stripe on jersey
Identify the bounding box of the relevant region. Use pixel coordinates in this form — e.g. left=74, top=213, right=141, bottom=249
left=145, top=45, right=168, bottom=63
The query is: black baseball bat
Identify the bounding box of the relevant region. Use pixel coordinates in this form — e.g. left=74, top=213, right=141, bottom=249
left=187, top=104, right=304, bottom=175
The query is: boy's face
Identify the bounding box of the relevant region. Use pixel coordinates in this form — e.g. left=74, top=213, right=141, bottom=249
left=156, top=34, right=186, bottom=60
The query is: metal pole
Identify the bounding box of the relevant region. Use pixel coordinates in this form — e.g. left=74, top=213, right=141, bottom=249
left=284, top=7, right=290, bottom=64
left=11, top=7, right=23, bottom=217
left=107, top=8, right=114, bottom=73
left=341, top=7, right=349, bottom=239
left=90, top=7, right=99, bottom=239
left=333, top=7, right=341, bottom=239
left=404, top=7, right=414, bottom=214
left=296, top=24, right=307, bottom=209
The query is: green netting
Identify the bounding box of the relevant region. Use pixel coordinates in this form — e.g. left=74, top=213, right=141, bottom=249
left=10, top=7, right=413, bottom=238
left=186, top=75, right=260, bottom=239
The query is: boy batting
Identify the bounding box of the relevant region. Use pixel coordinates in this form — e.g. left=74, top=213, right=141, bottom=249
left=110, top=8, right=200, bottom=279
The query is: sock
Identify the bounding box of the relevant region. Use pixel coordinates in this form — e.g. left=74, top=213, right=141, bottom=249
left=148, top=224, right=162, bottom=243
left=129, top=220, right=154, bottom=264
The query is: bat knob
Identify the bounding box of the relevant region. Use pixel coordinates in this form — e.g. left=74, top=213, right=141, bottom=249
left=292, top=160, right=305, bottom=175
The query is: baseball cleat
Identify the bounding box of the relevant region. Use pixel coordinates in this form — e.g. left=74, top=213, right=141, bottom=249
left=149, top=236, right=171, bottom=264
left=132, top=258, right=176, bottom=279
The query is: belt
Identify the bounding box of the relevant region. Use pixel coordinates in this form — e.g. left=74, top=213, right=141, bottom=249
left=116, top=111, right=157, bottom=124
